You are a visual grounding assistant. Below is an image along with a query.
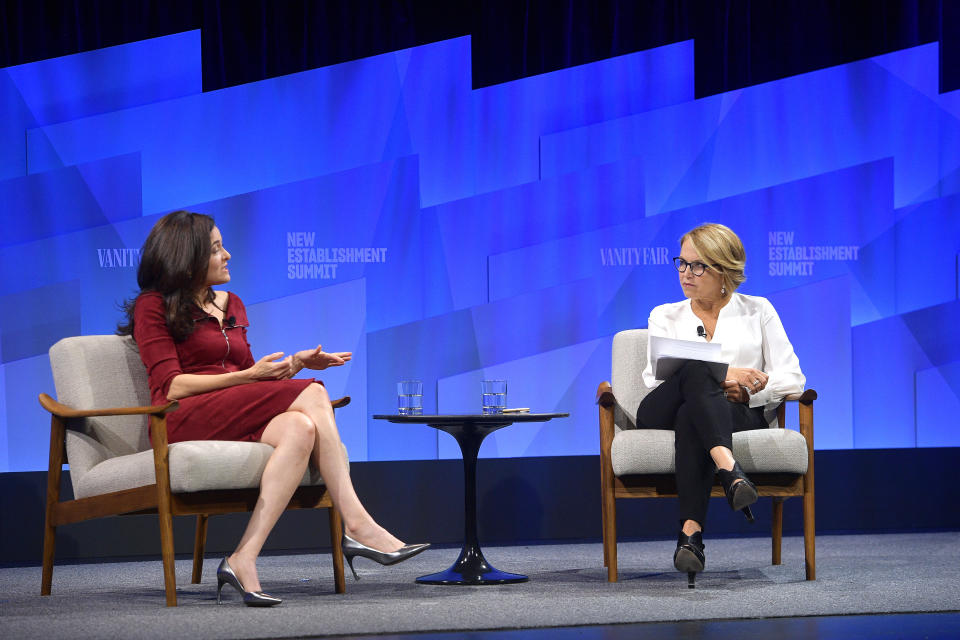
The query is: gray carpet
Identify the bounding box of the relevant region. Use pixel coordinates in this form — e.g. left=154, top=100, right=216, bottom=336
left=1, top=532, right=958, bottom=639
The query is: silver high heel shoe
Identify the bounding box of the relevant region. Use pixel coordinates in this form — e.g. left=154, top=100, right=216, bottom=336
left=216, top=557, right=282, bottom=607
left=341, top=534, right=430, bottom=580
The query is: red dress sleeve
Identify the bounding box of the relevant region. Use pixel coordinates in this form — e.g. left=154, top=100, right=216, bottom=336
left=133, top=292, right=184, bottom=403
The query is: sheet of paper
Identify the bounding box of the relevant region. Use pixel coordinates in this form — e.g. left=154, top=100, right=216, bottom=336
left=649, top=335, right=729, bottom=381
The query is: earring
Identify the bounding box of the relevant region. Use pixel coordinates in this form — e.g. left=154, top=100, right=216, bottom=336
left=721, top=286, right=726, bottom=295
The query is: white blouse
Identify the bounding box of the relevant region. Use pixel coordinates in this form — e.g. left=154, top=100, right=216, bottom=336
left=642, top=293, right=805, bottom=415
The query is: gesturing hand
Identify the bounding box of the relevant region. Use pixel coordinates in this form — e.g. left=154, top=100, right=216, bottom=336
left=294, top=345, right=353, bottom=371
left=245, top=352, right=294, bottom=381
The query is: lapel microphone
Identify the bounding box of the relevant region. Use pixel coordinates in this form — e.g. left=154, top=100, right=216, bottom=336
left=697, top=326, right=706, bottom=338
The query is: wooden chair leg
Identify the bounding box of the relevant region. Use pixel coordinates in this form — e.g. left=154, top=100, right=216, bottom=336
left=803, top=482, right=816, bottom=581
left=328, top=506, right=346, bottom=594
left=771, top=497, right=784, bottom=565
left=157, top=505, right=177, bottom=606
left=601, top=478, right=609, bottom=568
left=41, top=415, right=66, bottom=596
left=192, top=514, right=209, bottom=584
left=151, top=416, right=178, bottom=606
left=799, top=399, right=816, bottom=580
left=603, top=483, right=618, bottom=582
left=601, top=511, right=609, bottom=568
left=41, top=517, right=57, bottom=596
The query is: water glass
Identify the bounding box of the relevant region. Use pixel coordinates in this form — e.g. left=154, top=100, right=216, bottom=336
left=481, top=380, right=507, bottom=415
left=397, top=380, right=423, bottom=415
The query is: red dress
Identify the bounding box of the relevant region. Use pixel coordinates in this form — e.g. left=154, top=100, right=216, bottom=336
left=133, top=291, right=316, bottom=444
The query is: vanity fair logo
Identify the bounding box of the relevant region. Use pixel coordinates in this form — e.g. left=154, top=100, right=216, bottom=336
left=768, top=231, right=859, bottom=276
left=286, top=232, right=387, bottom=280
left=600, top=246, right=670, bottom=266
left=96, top=248, right=141, bottom=268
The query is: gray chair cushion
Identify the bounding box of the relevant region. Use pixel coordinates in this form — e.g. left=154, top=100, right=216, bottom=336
left=611, top=428, right=809, bottom=476
left=608, top=328, right=809, bottom=478
left=50, top=336, right=153, bottom=494
left=76, top=440, right=347, bottom=499
left=612, top=328, right=785, bottom=428
left=611, top=329, right=649, bottom=432
left=50, top=335, right=345, bottom=500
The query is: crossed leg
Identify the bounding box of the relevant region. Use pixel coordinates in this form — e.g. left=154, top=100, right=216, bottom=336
left=288, top=383, right=403, bottom=551
left=228, top=383, right=403, bottom=592
left=638, top=361, right=752, bottom=537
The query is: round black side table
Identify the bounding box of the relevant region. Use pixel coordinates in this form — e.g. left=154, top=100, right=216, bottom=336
left=372, top=413, right=568, bottom=585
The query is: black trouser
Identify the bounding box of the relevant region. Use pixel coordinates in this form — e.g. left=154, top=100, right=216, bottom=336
left=636, top=361, right=767, bottom=528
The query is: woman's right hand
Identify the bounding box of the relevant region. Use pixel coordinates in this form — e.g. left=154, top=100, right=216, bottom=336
left=244, top=352, right=293, bottom=381
left=722, top=379, right=749, bottom=403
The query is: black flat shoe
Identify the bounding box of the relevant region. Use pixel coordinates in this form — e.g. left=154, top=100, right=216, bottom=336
left=673, top=530, right=705, bottom=589
left=341, top=535, right=430, bottom=581
left=717, top=461, right=758, bottom=523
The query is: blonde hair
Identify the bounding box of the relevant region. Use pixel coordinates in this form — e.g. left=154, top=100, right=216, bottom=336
left=680, top=223, right=746, bottom=294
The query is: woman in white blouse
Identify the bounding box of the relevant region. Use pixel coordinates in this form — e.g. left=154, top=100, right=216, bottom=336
left=637, top=223, right=805, bottom=588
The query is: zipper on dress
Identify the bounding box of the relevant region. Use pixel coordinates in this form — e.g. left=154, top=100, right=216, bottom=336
left=220, top=326, right=231, bottom=369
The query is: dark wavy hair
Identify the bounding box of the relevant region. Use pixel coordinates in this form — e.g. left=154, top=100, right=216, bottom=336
left=117, top=210, right=217, bottom=342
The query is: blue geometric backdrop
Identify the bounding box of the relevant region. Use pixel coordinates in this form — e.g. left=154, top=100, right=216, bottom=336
left=1, top=31, right=958, bottom=471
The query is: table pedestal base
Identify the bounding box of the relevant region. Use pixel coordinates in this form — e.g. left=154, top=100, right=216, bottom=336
left=372, top=413, right=567, bottom=586
left=416, top=546, right=527, bottom=585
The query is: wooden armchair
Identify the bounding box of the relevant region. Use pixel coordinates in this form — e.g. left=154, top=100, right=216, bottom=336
left=40, top=335, right=349, bottom=606
left=597, top=329, right=816, bottom=582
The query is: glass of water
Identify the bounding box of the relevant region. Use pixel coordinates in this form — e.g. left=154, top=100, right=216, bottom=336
left=481, top=380, right=507, bottom=415
left=397, top=380, right=423, bottom=415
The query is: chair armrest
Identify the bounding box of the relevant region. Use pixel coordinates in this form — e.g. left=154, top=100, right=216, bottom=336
left=777, top=389, right=817, bottom=428
left=331, top=395, right=351, bottom=410
left=783, top=389, right=818, bottom=405
left=775, top=389, right=816, bottom=459
left=38, top=393, right=178, bottom=419
left=597, top=381, right=617, bottom=460
left=596, top=381, right=615, bottom=407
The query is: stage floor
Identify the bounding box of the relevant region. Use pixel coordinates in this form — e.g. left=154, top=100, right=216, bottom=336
left=2, top=532, right=958, bottom=638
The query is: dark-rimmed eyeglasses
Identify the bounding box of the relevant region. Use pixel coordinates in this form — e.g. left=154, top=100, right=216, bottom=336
left=672, top=257, right=719, bottom=276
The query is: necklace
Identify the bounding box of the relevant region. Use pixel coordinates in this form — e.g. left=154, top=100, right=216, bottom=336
left=195, top=292, right=224, bottom=316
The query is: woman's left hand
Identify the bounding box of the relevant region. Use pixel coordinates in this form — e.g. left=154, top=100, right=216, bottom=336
left=293, top=345, right=353, bottom=372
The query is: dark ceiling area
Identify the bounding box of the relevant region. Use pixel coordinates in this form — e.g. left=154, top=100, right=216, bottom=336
left=0, top=1, right=956, bottom=97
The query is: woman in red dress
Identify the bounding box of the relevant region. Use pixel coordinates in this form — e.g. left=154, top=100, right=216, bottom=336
left=119, top=211, right=427, bottom=606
